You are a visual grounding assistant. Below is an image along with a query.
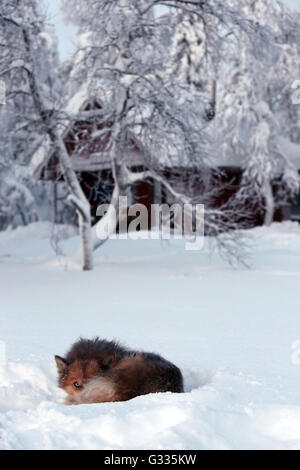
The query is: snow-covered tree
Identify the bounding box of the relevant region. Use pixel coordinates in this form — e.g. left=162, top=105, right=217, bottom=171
left=0, top=0, right=95, bottom=268
left=0, top=0, right=60, bottom=229
left=58, top=0, right=266, bottom=259
left=170, top=10, right=219, bottom=120
left=1, top=0, right=280, bottom=268
left=215, top=0, right=300, bottom=225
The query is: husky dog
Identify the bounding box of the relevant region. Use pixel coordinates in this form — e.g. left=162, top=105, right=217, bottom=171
left=55, top=337, right=183, bottom=405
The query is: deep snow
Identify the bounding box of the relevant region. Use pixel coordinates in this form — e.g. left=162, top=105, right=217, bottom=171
left=0, top=222, right=300, bottom=450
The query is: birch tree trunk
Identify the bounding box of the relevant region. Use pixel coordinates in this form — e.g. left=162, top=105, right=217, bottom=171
left=263, top=181, right=275, bottom=226
left=22, top=25, right=94, bottom=270
left=47, top=129, right=93, bottom=270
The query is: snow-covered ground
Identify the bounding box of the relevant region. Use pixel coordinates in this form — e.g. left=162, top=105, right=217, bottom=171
left=0, top=222, right=300, bottom=450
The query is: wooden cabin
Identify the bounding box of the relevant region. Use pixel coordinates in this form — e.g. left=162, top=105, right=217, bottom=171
left=31, top=92, right=300, bottom=230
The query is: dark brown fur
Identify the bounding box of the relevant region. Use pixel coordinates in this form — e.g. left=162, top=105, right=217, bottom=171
left=55, top=338, right=184, bottom=405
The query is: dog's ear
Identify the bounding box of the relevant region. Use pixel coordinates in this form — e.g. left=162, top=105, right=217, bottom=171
left=102, top=351, right=116, bottom=368
left=55, top=355, right=67, bottom=378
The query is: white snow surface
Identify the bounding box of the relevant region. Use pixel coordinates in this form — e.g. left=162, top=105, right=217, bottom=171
left=0, top=221, right=300, bottom=450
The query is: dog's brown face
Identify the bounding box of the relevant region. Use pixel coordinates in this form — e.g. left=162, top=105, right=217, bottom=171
left=55, top=352, right=115, bottom=400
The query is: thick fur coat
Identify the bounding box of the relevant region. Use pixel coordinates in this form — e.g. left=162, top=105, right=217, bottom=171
left=55, top=338, right=183, bottom=405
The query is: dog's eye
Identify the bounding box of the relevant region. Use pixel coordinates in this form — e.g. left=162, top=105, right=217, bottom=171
left=73, top=382, right=81, bottom=389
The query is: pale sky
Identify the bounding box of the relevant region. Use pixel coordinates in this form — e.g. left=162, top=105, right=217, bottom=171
left=42, top=0, right=300, bottom=61
left=42, top=0, right=77, bottom=60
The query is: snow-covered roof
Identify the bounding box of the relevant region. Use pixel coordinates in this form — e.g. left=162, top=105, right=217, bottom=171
left=30, top=79, right=144, bottom=179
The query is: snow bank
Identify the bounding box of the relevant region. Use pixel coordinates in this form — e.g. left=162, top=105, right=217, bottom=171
left=1, top=363, right=299, bottom=450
